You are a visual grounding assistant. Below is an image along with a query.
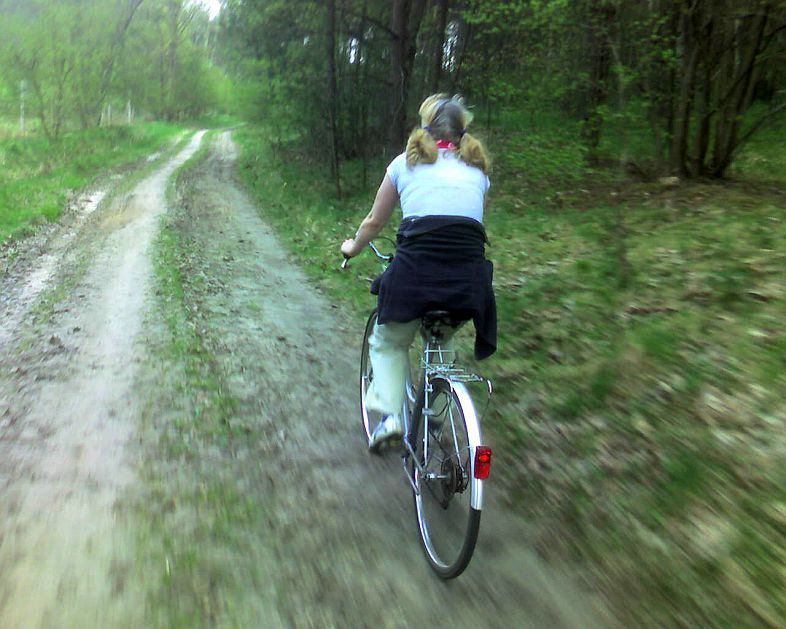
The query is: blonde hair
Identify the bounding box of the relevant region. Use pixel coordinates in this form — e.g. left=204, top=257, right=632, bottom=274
left=405, top=94, right=490, bottom=173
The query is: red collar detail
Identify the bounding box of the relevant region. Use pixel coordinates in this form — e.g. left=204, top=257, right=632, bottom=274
left=436, top=139, right=458, bottom=150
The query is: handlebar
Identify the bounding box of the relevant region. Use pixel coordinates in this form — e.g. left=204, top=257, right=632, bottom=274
left=369, top=241, right=394, bottom=262
left=341, top=241, right=394, bottom=270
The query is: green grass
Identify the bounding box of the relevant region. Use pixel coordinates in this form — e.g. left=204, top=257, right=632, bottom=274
left=233, top=116, right=786, bottom=628
left=0, top=122, right=184, bottom=243
left=142, top=155, right=233, bottom=627
left=191, top=113, right=244, bottom=129
left=0, top=116, right=43, bottom=139
left=138, top=137, right=278, bottom=628
left=143, top=214, right=239, bottom=628
left=731, top=112, right=786, bottom=182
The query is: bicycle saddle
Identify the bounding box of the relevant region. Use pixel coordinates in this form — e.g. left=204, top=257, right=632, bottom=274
left=421, top=310, right=467, bottom=339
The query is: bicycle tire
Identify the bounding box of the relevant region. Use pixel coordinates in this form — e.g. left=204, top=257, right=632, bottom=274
left=410, top=376, right=482, bottom=578
left=359, top=309, right=381, bottom=442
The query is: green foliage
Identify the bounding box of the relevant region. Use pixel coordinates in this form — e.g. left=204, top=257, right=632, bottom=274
left=0, top=0, right=226, bottom=134
left=733, top=113, right=786, bottom=181
left=118, top=0, right=228, bottom=121
left=219, top=0, right=786, bottom=178
left=0, top=122, right=183, bottom=243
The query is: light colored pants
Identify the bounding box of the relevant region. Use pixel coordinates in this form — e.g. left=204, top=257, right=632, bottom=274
left=365, top=319, right=455, bottom=416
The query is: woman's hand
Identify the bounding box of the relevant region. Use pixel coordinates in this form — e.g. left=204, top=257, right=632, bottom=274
left=341, top=238, right=361, bottom=258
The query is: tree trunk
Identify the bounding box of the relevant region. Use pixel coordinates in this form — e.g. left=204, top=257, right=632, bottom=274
left=53, top=56, right=72, bottom=138
left=389, top=0, right=410, bottom=153
left=159, top=49, right=166, bottom=118
left=692, top=15, right=715, bottom=177
left=167, top=1, right=180, bottom=121
left=670, top=3, right=699, bottom=177
left=430, top=0, right=449, bottom=93
left=27, top=72, right=53, bottom=141
left=326, top=0, right=342, bottom=197
left=664, top=1, right=783, bottom=179
left=449, top=18, right=472, bottom=93
left=406, top=0, right=428, bottom=84
left=582, top=2, right=615, bottom=165
left=388, top=0, right=426, bottom=153
left=710, top=7, right=768, bottom=177
left=357, top=0, right=370, bottom=189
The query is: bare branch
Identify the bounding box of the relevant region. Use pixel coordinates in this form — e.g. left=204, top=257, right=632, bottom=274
left=179, top=10, right=196, bottom=35
left=96, top=0, right=145, bottom=122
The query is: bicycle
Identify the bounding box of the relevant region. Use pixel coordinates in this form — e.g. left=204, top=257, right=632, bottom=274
left=344, top=241, right=494, bottom=579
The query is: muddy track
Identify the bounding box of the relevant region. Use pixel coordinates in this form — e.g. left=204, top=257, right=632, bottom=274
left=0, top=130, right=609, bottom=628
left=0, top=133, right=205, bottom=628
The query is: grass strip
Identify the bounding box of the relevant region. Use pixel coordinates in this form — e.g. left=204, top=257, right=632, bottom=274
left=0, top=122, right=185, bottom=243
left=138, top=133, right=278, bottom=628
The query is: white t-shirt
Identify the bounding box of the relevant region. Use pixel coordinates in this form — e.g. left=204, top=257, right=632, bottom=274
left=385, top=149, right=490, bottom=223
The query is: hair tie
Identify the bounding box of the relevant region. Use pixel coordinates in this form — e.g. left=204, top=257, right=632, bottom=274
left=423, top=125, right=432, bottom=132
left=459, top=128, right=467, bottom=137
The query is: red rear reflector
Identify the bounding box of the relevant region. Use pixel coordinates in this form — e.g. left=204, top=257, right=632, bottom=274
left=474, top=446, right=492, bottom=480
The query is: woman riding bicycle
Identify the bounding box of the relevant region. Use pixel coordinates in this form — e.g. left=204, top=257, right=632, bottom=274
left=341, top=94, right=496, bottom=450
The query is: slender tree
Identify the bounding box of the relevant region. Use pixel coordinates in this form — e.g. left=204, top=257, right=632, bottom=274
left=389, top=0, right=427, bottom=153
left=430, top=0, right=449, bottom=93
left=327, top=0, right=342, bottom=196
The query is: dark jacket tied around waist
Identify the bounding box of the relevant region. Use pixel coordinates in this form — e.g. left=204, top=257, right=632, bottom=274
left=370, top=215, right=497, bottom=360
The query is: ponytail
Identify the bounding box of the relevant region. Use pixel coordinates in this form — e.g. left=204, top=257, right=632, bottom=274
left=405, top=128, right=438, bottom=167
left=459, top=132, right=490, bottom=174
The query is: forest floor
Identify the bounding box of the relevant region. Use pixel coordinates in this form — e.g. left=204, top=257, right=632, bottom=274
left=0, top=131, right=612, bottom=627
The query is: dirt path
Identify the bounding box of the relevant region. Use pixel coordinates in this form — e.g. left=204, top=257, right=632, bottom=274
left=0, top=130, right=610, bottom=628
left=0, top=132, right=205, bottom=628
left=140, top=132, right=611, bottom=628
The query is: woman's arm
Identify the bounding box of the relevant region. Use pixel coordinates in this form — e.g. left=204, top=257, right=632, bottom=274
left=341, top=175, right=399, bottom=258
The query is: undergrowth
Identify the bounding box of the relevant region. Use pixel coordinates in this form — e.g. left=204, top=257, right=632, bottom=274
left=233, top=113, right=786, bottom=628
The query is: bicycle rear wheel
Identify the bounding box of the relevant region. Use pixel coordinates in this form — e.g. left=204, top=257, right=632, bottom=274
left=411, top=376, right=482, bottom=578
left=360, top=309, right=383, bottom=442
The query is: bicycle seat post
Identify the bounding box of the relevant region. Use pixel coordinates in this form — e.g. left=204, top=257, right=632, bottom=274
left=421, top=310, right=466, bottom=368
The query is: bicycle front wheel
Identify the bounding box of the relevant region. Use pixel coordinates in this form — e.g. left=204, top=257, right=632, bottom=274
left=411, top=376, right=483, bottom=578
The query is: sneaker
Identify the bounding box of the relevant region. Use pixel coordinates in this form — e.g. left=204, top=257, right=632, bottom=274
left=368, top=415, right=403, bottom=452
